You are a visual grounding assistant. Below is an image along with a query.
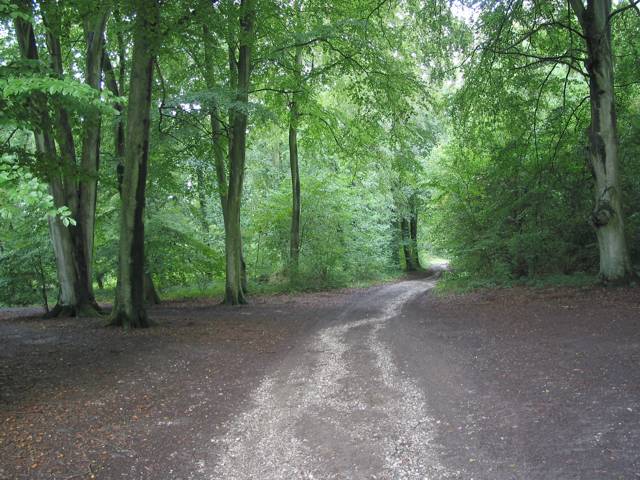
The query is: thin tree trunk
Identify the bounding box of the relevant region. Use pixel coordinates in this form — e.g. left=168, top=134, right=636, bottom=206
left=409, top=197, right=422, bottom=270
left=203, top=1, right=255, bottom=305
left=195, top=166, right=210, bottom=233
left=79, top=12, right=108, bottom=291
left=401, top=217, right=418, bottom=272
left=390, top=217, right=402, bottom=269
left=103, top=51, right=126, bottom=190
left=570, top=0, right=634, bottom=283
left=289, top=44, right=303, bottom=277
left=36, top=255, right=49, bottom=314
left=110, top=0, right=160, bottom=328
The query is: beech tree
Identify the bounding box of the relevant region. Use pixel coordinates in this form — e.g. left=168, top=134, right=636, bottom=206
left=568, top=0, right=634, bottom=282
left=198, top=0, right=256, bottom=304
left=3, top=0, right=638, bottom=312
left=110, top=0, right=161, bottom=328
left=470, top=0, right=637, bottom=283
left=12, top=0, right=108, bottom=316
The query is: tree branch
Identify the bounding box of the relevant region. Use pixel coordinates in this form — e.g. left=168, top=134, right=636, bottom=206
left=609, top=0, right=640, bottom=20
left=568, top=0, right=587, bottom=29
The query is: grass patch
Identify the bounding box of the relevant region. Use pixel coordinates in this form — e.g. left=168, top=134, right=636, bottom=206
left=159, top=280, right=226, bottom=301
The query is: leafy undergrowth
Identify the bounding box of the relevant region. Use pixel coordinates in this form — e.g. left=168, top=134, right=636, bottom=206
left=8, top=271, right=409, bottom=311
left=158, top=271, right=406, bottom=302
left=434, top=271, right=602, bottom=295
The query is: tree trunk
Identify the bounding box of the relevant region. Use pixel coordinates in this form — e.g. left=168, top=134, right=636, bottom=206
left=202, top=1, right=255, bottom=305
left=36, top=255, right=49, bottom=314
left=110, top=0, right=160, bottom=328
left=570, top=0, right=634, bottom=283
left=144, top=271, right=161, bottom=305
left=390, top=218, right=402, bottom=269
left=401, top=218, right=418, bottom=272
left=195, top=165, right=210, bottom=234
left=288, top=44, right=303, bottom=277
left=106, top=45, right=160, bottom=306
left=102, top=30, right=126, bottom=186
left=223, top=0, right=254, bottom=305
left=14, top=2, right=102, bottom=317
left=409, top=199, right=422, bottom=270
left=400, top=195, right=421, bottom=272
left=79, top=12, right=108, bottom=291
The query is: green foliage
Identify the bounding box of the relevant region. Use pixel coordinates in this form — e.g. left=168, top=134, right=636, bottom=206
left=247, top=169, right=395, bottom=289
left=424, top=0, right=640, bottom=288
left=0, top=162, right=57, bottom=307
left=435, top=271, right=599, bottom=295
left=1, top=0, right=639, bottom=307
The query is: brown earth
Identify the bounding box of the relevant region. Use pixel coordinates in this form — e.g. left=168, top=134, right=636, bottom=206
left=1, top=278, right=639, bottom=479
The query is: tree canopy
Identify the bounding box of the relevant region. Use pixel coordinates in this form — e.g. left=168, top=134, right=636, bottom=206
left=1, top=0, right=639, bottom=324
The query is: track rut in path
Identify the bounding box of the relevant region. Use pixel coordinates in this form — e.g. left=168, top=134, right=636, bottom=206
left=209, top=279, right=457, bottom=480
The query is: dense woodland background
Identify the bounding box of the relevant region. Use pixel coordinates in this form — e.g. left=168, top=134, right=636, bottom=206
left=0, top=0, right=639, bottom=326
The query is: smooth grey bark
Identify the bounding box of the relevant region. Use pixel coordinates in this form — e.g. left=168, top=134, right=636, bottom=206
left=79, top=13, right=108, bottom=288
left=110, top=0, right=160, bottom=328
left=288, top=44, right=303, bottom=277
left=14, top=1, right=106, bottom=316
left=203, top=0, right=255, bottom=305
left=570, top=0, right=634, bottom=283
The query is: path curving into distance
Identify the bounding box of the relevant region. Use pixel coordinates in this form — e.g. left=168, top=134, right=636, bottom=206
left=208, top=278, right=457, bottom=480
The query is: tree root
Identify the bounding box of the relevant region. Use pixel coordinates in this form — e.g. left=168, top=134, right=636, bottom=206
left=599, top=270, right=639, bottom=287
left=43, top=301, right=103, bottom=319
left=108, top=309, right=153, bottom=329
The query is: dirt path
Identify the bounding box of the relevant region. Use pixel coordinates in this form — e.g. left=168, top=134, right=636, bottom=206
left=211, top=279, right=449, bottom=479
left=1, top=277, right=639, bottom=479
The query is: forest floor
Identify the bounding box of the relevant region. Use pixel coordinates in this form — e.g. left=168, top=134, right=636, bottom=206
left=1, top=273, right=639, bottom=479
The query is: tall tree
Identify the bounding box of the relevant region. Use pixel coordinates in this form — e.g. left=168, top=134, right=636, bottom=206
left=288, top=42, right=303, bottom=276
left=401, top=193, right=422, bottom=271
left=13, top=0, right=108, bottom=316
left=110, top=0, right=161, bottom=328
left=472, top=0, right=637, bottom=283
left=569, top=0, right=634, bottom=282
left=103, top=35, right=161, bottom=307
left=202, top=0, right=255, bottom=304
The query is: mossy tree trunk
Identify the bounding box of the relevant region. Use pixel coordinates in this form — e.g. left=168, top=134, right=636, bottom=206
left=110, top=0, right=160, bottom=328
left=400, top=195, right=421, bottom=272
left=104, top=40, right=160, bottom=307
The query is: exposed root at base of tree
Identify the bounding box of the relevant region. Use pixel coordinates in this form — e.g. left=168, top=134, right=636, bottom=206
left=222, top=295, right=248, bottom=306
left=43, top=302, right=103, bottom=319
left=108, top=311, right=153, bottom=329
left=599, top=271, right=639, bottom=287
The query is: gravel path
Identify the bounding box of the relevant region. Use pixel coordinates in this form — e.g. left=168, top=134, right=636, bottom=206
left=210, top=279, right=456, bottom=479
